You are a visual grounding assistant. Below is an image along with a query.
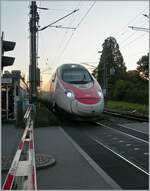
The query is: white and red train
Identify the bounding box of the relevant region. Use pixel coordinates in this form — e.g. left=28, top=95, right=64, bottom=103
left=41, top=63, right=104, bottom=120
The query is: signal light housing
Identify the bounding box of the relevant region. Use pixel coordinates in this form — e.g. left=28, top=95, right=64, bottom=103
left=1, top=33, right=16, bottom=70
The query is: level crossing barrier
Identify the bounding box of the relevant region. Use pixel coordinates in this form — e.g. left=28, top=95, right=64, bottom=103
left=2, top=105, right=37, bottom=190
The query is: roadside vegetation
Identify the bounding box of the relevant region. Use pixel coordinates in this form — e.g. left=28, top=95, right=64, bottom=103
left=105, top=100, right=148, bottom=116
left=36, top=102, right=59, bottom=127
left=93, top=36, right=149, bottom=115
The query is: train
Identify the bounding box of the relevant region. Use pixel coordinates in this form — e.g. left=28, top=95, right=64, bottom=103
left=40, top=63, right=104, bottom=120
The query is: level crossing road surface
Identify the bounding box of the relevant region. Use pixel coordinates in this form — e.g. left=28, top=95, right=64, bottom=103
left=2, top=123, right=120, bottom=189
left=34, top=126, right=120, bottom=189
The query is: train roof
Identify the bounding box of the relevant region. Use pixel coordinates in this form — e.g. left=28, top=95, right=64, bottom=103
left=58, top=63, right=87, bottom=71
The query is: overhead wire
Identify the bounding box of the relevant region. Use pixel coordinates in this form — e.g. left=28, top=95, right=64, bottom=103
left=94, top=4, right=149, bottom=73
left=112, top=5, right=149, bottom=39
left=119, top=20, right=149, bottom=46
left=39, top=2, right=148, bottom=74
left=127, top=51, right=148, bottom=58
left=75, top=1, right=96, bottom=29
left=51, top=1, right=82, bottom=68
left=45, top=1, right=88, bottom=70
left=120, top=32, right=147, bottom=49
left=110, top=5, right=149, bottom=55
left=54, top=1, right=97, bottom=67
left=37, top=1, right=50, bottom=71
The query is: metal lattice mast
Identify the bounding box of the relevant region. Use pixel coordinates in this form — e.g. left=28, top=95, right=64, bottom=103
left=29, top=1, right=39, bottom=103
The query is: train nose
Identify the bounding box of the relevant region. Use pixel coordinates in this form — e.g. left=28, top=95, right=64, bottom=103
left=71, top=99, right=104, bottom=116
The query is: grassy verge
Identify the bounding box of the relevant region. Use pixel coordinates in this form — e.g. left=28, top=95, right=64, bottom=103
left=36, top=103, right=59, bottom=127
left=105, top=100, right=149, bottom=116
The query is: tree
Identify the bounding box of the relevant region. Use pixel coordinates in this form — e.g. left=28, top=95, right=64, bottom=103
left=97, top=36, right=126, bottom=98
left=136, top=53, right=149, bottom=79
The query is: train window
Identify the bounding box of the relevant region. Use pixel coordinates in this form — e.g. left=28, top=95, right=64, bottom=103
left=62, top=68, right=93, bottom=84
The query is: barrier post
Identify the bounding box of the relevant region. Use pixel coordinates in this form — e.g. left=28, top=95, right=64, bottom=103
left=2, top=105, right=37, bottom=190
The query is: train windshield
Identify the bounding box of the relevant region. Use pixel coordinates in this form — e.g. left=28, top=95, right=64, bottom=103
left=61, top=67, right=93, bottom=84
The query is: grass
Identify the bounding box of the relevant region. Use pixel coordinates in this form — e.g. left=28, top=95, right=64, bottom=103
left=105, top=100, right=149, bottom=116
left=36, top=103, right=59, bottom=127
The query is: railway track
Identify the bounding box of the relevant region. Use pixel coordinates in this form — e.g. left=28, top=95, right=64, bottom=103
left=104, top=108, right=149, bottom=122
left=95, top=121, right=149, bottom=142
left=94, top=122, right=149, bottom=172
left=61, top=121, right=149, bottom=189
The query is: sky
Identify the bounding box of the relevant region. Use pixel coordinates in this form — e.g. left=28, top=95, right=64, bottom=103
left=1, top=1, right=149, bottom=85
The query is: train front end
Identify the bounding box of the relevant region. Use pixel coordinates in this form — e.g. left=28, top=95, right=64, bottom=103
left=58, top=64, right=104, bottom=120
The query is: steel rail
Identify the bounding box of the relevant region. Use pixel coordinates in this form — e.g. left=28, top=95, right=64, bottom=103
left=62, top=123, right=149, bottom=189
left=95, top=122, right=148, bottom=144
left=104, top=109, right=148, bottom=122
left=88, top=135, right=149, bottom=176
left=59, top=126, right=121, bottom=189
left=118, top=123, right=148, bottom=135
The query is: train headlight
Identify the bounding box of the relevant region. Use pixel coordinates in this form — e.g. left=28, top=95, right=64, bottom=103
left=65, top=90, right=75, bottom=99
left=97, top=90, right=103, bottom=98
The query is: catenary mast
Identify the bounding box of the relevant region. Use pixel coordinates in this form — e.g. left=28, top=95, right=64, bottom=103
left=29, top=1, right=39, bottom=103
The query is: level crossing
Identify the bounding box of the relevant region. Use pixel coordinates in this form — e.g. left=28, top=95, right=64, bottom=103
left=2, top=105, right=37, bottom=190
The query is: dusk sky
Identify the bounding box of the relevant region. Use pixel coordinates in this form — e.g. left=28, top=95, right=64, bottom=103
left=1, top=1, right=149, bottom=84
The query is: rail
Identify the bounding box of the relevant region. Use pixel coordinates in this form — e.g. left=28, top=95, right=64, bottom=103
left=2, top=105, right=37, bottom=190
left=104, top=108, right=148, bottom=122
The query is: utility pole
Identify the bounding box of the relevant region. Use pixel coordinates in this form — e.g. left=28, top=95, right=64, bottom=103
left=29, top=1, right=39, bottom=103
left=98, top=51, right=109, bottom=102
left=98, top=51, right=106, bottom=96
left=29, top=1, right=78, bottom=103
left=103, top=62, right=107, bottom=98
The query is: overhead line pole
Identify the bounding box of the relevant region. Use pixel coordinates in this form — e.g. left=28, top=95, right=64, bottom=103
left=29, top=1, right=39, bottom=103
left=29, top=1, right=79, bottom=103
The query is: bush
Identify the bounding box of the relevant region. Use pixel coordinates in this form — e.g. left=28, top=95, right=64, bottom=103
left=106, top=100, right=148, bottom=115
left=110, top=79, right=148, bottom=105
